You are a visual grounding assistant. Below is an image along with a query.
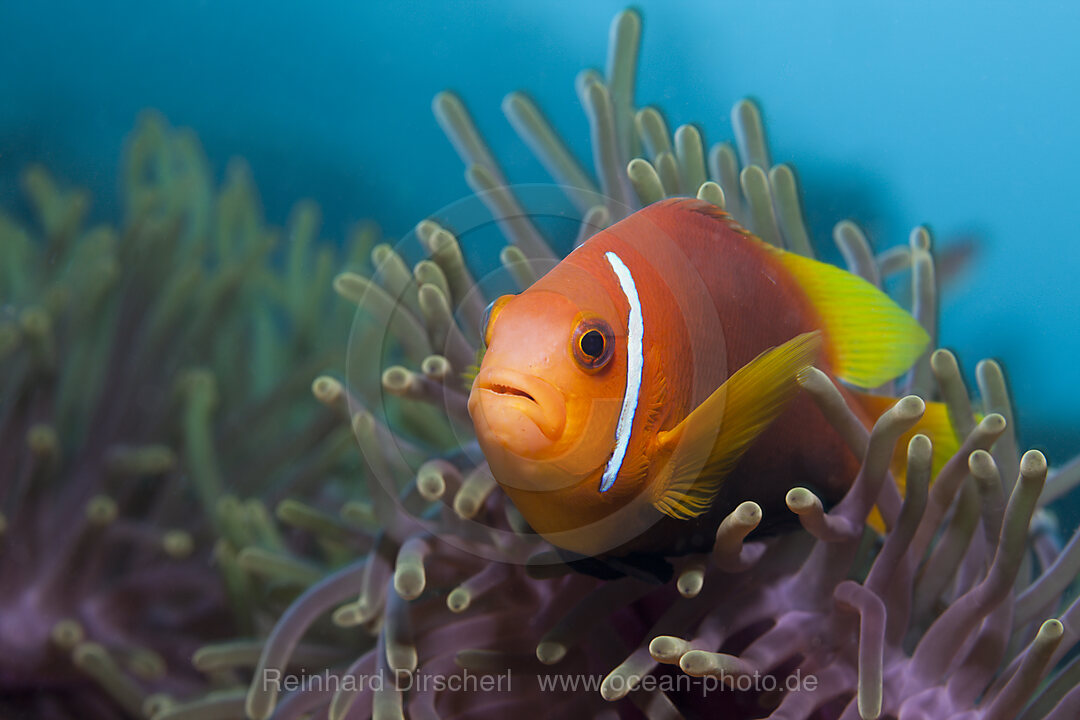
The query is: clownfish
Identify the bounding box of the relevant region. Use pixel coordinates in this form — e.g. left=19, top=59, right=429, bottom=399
left=467, top=198, right=957, bottom=573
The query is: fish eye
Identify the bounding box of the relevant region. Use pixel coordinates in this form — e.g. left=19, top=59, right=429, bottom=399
left=580, top=330, right=604, bottom=358
left=571, top=318, right=615, bottom=372
left=481, top=295, right=512, bottom=346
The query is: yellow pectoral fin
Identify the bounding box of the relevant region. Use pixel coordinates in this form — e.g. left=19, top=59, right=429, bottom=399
left=766, top=245, right=930, bottom=388
left=651, top=331, right=823, bottom=520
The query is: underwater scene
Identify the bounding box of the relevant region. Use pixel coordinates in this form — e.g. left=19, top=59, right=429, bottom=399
left=2, top=2, right=1080, bottom=719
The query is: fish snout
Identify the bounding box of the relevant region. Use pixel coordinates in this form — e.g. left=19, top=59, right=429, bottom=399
left=468, top=367, right=567, bottom=456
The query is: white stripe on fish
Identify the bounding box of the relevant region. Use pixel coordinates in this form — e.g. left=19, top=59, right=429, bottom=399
left=599, top=250, right=644, bottom=493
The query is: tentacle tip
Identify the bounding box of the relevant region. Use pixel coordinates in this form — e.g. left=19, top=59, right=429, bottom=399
left=311, top=377, right=339, bottom=399
left=333, top=601, right=370, bottom=627
left=649, top=636, right=686, bottom=664
left=858, top=698, right=883, bottom=720
left=797, top=365, right=828, bottom=387
left=982, top=412, right=1007, bottom=433
left=501, top=90, right=527, bottom=112
left=768, top=163, right=793, bottom=181
left=393, top=570, right=426, bottom=601
left=678, top=650, right=712, bottom=677
left=50, top=619, right=84, bottom=649
left=350, top=410, right=374, bottom=437
left=432, top=90, right=459, bottom=113
left=600, top=676, right=629, bottom=702
left=417, top=485, right=444, bottom=503
left=453, top=496, right=479, bottom=519
left=909, top=225, right=932, bottom=251
left=447, top=588, right=470, bottom=613
left=420, top=353, right=447, bottom=371
left=735, top=500, right=762, bottom=525
left=732, top=98, right=760, bottom=118
left=1020, top=449, right=1048, bottom=478
left=968, top=448, right=996, bottom=474
left=785, top=487, right=815, bottom=513
left=676, top=571, right=704, bottom=598
left=417, top=470, right=446, bottom=501
left=895, top=394, right=926, bottom=419
left=162, top=530, right=194, bottom=559
left=536, top=641, right=566, bottom=665
left=1038, top=618, right=1064, bottom=639
left=613, top=7, right=642, bottom=31
left=909, top=433, right=933, bottom=460
left=381, top=366, right=409, bottom=392
left=930, top=347, right=957, bottom=368
left=975, top=357, right=1004, bottom=378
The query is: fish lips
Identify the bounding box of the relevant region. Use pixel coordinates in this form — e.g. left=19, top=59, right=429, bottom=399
left=468, top=367, right=567, bottom=455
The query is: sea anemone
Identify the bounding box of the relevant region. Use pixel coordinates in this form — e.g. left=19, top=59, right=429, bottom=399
left=0, top=113, right=374, bottom=719
left=151, top=8, right=1080, bottom=720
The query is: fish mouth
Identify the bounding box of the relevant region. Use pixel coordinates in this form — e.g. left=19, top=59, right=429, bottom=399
left=483, top=382, right=537, bottom=403
left=469, top=367, right=566, bottom=444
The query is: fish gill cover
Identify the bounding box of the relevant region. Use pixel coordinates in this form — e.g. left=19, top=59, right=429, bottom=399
left=1, top=6, right=1079, bottom=720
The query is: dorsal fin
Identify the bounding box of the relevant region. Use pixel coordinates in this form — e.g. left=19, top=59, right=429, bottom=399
left=663, top=197, right=753, bottom=237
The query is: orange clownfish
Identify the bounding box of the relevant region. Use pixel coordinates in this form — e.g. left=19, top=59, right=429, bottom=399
left=468, top=198, right=957, bottom=570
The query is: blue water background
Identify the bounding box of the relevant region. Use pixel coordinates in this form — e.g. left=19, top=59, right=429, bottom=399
left=2, top=1, right=1078, bottom=468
